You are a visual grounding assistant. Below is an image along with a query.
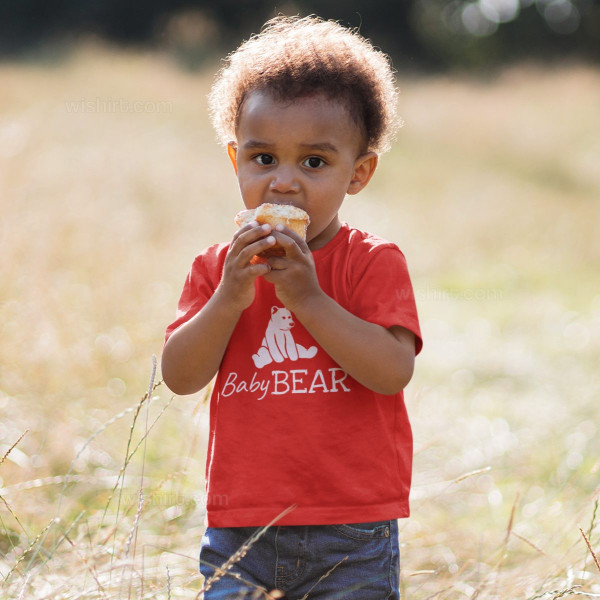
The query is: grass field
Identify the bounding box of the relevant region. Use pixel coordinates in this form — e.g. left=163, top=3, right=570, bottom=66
left=1, top=43, right=599, bottom=598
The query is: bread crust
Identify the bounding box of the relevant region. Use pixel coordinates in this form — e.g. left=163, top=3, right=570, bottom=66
left=234, top=203, right=309, bottom=230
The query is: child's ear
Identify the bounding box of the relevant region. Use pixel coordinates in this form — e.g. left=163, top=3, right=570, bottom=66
left=227, top=142, right=238, bottom=174
left=347, top=152, right=378, bottom=195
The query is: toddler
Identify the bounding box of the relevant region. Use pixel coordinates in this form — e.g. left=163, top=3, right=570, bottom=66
left=162, top=15, right=423, bottom=599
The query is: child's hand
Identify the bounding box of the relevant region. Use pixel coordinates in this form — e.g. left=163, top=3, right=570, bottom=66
left=263, top=225, right=322, bottom=311
left=216, top=222, right=275, bottom=312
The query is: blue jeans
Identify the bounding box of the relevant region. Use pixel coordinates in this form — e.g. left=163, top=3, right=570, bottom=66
left=199, top=520, right=400, bottom=599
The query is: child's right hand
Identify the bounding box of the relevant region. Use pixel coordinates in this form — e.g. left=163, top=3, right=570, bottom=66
left=215, top=222, right=275, bottom=312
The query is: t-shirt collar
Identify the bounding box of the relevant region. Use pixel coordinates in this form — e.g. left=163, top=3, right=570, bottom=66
left=311, top=222, right=350, bottom=261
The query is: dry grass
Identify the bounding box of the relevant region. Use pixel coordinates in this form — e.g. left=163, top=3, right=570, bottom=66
left=1, top=43, right=599, bottom=598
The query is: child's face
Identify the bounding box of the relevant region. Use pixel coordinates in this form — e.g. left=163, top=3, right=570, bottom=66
left=228, top=90, right=377, bottom=250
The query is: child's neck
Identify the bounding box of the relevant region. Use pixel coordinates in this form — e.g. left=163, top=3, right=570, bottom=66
left=308, top=216, right=341, bottom=251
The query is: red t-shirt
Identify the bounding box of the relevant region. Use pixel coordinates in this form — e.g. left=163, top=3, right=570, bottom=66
left=165, top=222, right=422, bottom=526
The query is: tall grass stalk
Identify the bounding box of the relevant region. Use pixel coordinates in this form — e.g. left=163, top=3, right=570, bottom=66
left=119, top=355, right=156, bottom=599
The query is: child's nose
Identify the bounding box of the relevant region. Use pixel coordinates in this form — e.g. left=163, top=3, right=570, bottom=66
left=269, top=167, right=300, bottom=193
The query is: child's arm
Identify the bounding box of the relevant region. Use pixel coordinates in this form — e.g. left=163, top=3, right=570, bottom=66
left=293, top=294, right=415, bottom=395
left=264, top=227, right=416, bottom=395
left=161, top=223, right=276, bottom=395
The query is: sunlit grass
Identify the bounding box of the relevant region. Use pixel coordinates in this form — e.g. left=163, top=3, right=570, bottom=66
left=0, top=43, right=599, bottom=597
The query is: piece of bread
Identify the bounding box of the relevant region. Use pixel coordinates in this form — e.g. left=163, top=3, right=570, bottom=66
left=234, top=203, right=310, bottom=261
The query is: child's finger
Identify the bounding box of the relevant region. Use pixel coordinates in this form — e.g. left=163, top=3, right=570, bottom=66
left=273, top=224, right=311, bottom=253
left=236, top=235, right=277, bottom=264
left=247, top=262, right=271, bottom=277
left=231, top=223, right=272, bottom=252
left=269, top=229, right=308, bottom=260
left=231, top=220, right=258, bottom=241
left=265, top=255, right=286, bottom=270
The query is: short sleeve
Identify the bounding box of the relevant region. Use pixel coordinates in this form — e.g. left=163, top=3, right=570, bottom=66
left=349, top=245, right=422, bottom=355
left=164, top=245, right=227, bottom=343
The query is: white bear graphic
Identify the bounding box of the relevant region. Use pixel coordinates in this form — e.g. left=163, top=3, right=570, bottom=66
left=252, top=306, right=318, bottom=369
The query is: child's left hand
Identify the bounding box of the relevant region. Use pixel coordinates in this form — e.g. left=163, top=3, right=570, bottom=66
left=262, top=225, right=322, bottom=311
left=263, top=225, right=415, bottom=395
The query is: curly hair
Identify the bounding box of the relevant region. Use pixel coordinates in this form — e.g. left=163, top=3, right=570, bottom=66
left=208, top=15, right=401, bottom=154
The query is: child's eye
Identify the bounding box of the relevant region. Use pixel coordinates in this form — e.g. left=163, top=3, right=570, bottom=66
left=255, top=154, right=274, bottom=165
left=303, top=156, right=325, bottom=169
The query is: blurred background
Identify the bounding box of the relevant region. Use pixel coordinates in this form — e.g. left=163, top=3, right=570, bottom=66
left=1, top=0, right=600, bottom=69
left=1, top=1, right=599, bottom=598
